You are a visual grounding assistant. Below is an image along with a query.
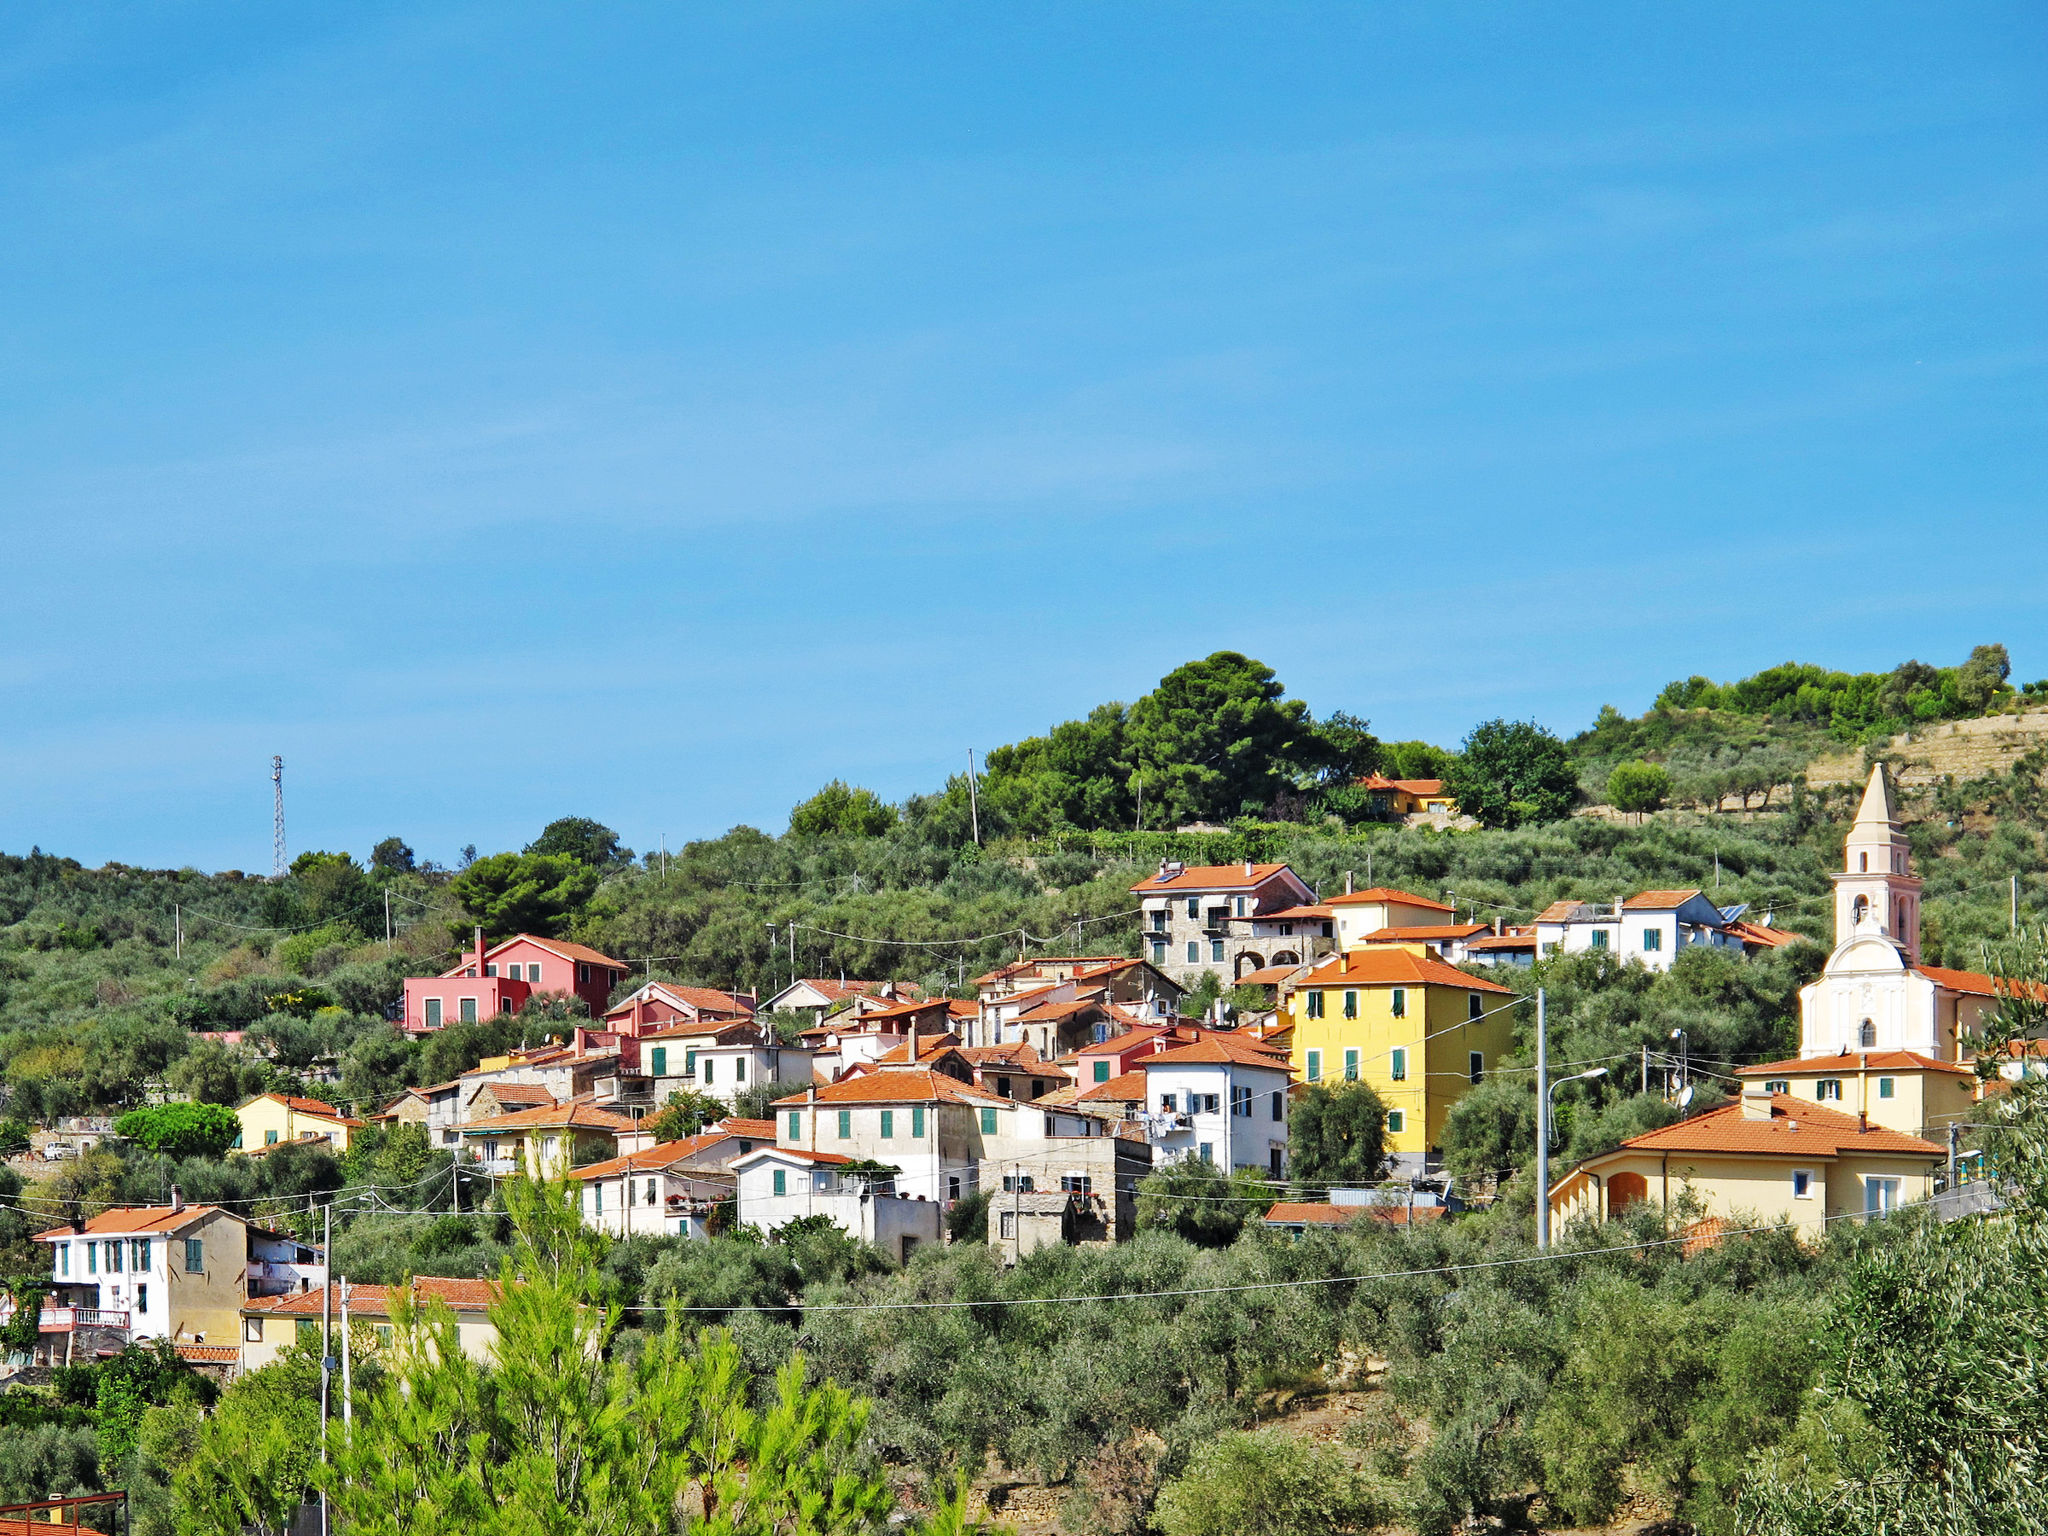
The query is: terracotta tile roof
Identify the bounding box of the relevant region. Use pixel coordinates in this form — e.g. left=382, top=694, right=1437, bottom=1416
left=1736, top=1050, right=1976, bottom=1078
left=246, top=1278, right=500, bottom=1316
left=1141, top=1036, right=1292, bottom=1069
left=1725, top=920, right=1808, bottom=948
left=1464, top=931, right=1538, bottom=951
left=973, top=956, right=1128, bottom=985
left=772, top=1069, right=1006, bottom=1108
left=855, top=997, right=953, bottom=1024
left=493, top=936, right=628, bottom=970
left=240, top=1132, right=335, bottom=1157
left=0, top=1521, right=107, bottom=1536
left=1355, top=776, right=1448, bottom=797
left=718, top=1117, right=778, bottom=1138
left=1913, top=963, right=2044, bottom=999
left=783, top=979, right=891, bottom=1003
left=1534, top=899, right=1585, bottom=923
left=1325, top=887, right=1454, bottom=912
left=1078, top=1026, right=1173, bottom=1054
left=572, top=1132, right=740, bottom=1180
left=1244, top=904, right=1333, bottom=922
left=1622, top=889, right=1707, bottom=911
left=1262, top=1201, right=1445, bottom=1226
left=34, top=1205, right=225, bottom=1240
left=1130, top=862, right=1297, bottom=894
left=1018, top=997, right=1104, bottom=1022
left=1308, top=949, right=1516, bottom=994
left=1601, top=1094, right=1944, bottom=1159
left=947, top=999, right=980, bottom=1019
left=458, top=1101, right=637, bottom=1136
left=736, top=1145, right=856, bottom=1166
left=1077, top=1070, right=1151, bottom=1103
left=641, top=1019, right=764, bottom=1046
left=1682, top=1216, right=1734, bottom=1257
left=608, top=982, right=755, bottom=1016
left=1359, top=923, right=1492, bottom=942
left=471, top=1083, right=557, bottom=1106
left=251, top=1093, right=359, bottom=1123
left=956, top=1042, right=1046, bottom=1067
left=175, top=1343, right=241, bottom=1364
left=873, top=1032, right=964, bottom=1064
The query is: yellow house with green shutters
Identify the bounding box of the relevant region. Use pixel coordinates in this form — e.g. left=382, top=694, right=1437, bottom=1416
left=1279, top=949, right=1517, bottom=1167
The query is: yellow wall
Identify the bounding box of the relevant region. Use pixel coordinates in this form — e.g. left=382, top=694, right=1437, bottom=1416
left=1331, top=899, right=1456, bottom=952
left=236, top=1097, right=355, bottom=1153
left=1552, top=1149, right=1942, bottom=1239
left=239, top=1308, right=497, bottom=1372
left=1284, top=981, right=1513, bottom=1156
left=1748, top=1067, right=1978, bottom=1140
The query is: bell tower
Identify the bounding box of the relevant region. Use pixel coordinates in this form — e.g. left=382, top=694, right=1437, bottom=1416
left=1832, top=764, right=1921, bottom=964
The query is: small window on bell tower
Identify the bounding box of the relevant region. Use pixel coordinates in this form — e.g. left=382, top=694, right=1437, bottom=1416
left=1859, top=852, right=1867, bottom=872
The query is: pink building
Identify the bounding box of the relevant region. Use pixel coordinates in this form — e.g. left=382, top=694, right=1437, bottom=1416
left=401, top=932, right=629, bottom=1034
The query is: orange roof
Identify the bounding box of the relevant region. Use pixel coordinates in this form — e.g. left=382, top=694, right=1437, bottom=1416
left=1736, top=1050, right=1975, bottom=1079
left=1130, top=862, right=1297, bottom=894
left=1141, top=1036, right=1292, bottom=1070
left=1018, top=997, right=1107, bottom=1022
left=1913, top=963, right=2003, bottom=998
left=246, top=1278, right=500, bottom=1317
left=776, top=1069, right=1008, bottom=1108
left=1464, top=932, right=1538, bottom=951
left=1622, top=889, right=1708, bottom=910
left=737, top=1145, right=857, bottom=1166
left=1726, top=920, right=1807, bottom=948
left=35, top=1205, right=225, bottom=1240
left=783, top=978, right=891, bottom=1002
left=1079, top=1025, right=1174, bottom=1054
left=1596, top=1094, right=1944, bottom=1160
left=491, top=935, right=628, bottom=970
left=855, top=996, right=953, bottom=1024
left=718, top=1116, right=778, bottom=1139
left=176, top=1343, right=241, bottom=1364
left=472, top=1082, right=556, bottom=1105
left=1359, top=923, right=1492, bottom=942
left=607, top=982, right=754, bottom=1016
left=458, top=1100, right=637, bottom=1136
left=1355, top=776, right=1448, bottom=796
left=1078, top=1070, right=1151, bottom=1103
left=1263, top=1201, right=1445, bottom=1226
left=1309, top=949, right=1516, bottom=994
left=1325, top=887, right=1454, bottom=912
left=873, top=1032, right=964, bottom=1064
left=972, top=956, right=1128, bottom=985
left=1235, top=965, right=1305, bottom=987
left=572, top=1132, right=741, bottom=1180
left=248, top=1093, right=361, bottom=1125
left=1534, top=899, right=1584, bottom=923
left=0, top=1521, right=107, bottom=1536
left=1246, top=904, right=1333, bottom=922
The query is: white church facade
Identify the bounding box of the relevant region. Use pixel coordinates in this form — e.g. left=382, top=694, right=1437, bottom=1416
left=1796, top=764, right=2002, bottom=1062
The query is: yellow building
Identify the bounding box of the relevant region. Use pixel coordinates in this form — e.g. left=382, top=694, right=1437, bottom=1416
left=234, top=1093, right=364, bottom=1154
left=1549, top=1087, right=1946, bottom=1240
left=1324, top=886, right=1458, bottom=953
left=1734, top=1050, right=1979, bottom=1140
left=240, top=1278, right=500, bottom=1371
left=1280, top=949, right=1516, bottom=1165
left=458, top=1100, right=644, bottom=1176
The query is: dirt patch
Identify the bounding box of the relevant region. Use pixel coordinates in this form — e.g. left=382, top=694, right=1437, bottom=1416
left=1806, top=710, right=2048, bottom=789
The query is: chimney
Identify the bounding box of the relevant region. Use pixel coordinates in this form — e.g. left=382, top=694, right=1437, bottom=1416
left=1858, top=1109, right=1868, bottom=1132
left=1740, top=1084, right=1774, bottom=1121
left=908, top=1022, right=919, bottom=1062
left=1158, top=858, right=1169, bottom=879
left=170, top=1185, right=185, bottom=1214
left=1345, top=870, right=1354, bottom=895
left=474, top=925, right=487, bottom=975
left=1244, top=858, right=1253, bottom=878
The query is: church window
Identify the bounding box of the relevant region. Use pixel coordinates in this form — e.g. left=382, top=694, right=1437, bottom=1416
left=1852, top=896, right=1869, bottom=925
left=1858, top=1020, right=1876, bottom=1048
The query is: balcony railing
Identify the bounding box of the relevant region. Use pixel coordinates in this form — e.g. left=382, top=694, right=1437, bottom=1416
left=28, top=1306, right=130, bottom=1332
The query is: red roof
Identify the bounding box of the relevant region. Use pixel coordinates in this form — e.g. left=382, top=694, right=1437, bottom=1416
left=1621, top=889, right=1708, bottom=911
left=1726, top=920, right=1807, bottom=948
left=606, top=982, right=754, bottom=1017
left=175, top=1343, right=241, bottom=1364
left=1130, top=862, right=1298, bottom=895
left=783, top=979, right=891, bottom=1003
left=770, top=1069, right=1006, bottom=1108
left=572, top=1133, right=741, bottom=1181
left=492, top=935, right=628, bottom=970
left=1235, top=965, right=1306, bottom=987
left=1078, top=1070, right=1151, bottom=1103
left=255, top=1093, right=360, bottom=1123
left=1141, top=1037, right=1292, bottom=1070
left=1598, top=1094, right=1944, bottom=1159
left=718, top=1117, right=778, bottom=1138
left=458, top=1100, right=637, bottom=1135
left=1354, top=776, right=1449, bottom=797
left=737, top=1145, right=856, bottom=1166
left=35, top=1205, right=225, bottom=1240
left=1244, top=904, right=1333, bottom=922
left=1359, top=923, right=1492, bottom=942
left=1325, top=887, right=1453, bottom=912
left=972, top=956, right=1128, bottom=986
left=1736, top=1050, right=1975, bottom=1079
left=1464, top=932, right=1538, bottom=952
left=873, top=1032, right=965, bottom=1064
left=246, top=1278, right=500, bottom=1317
left=1263, top=1201, right=1445, bottom=1226
left=1913, top=963, right=2004, bottom=998
left=1308, top=949, right=1516, bottom=994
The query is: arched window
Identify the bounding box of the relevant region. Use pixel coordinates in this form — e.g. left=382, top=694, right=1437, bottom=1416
left=1852, top=895, right=1869, bottom=925
left=1859, top=1019, right=1876, bottom=1048
left=1608, top=1171, right=1649, bottom=1215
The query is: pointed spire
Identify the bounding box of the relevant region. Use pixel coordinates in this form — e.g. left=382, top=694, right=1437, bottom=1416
left=1853, top=762, right=1898, bottom=829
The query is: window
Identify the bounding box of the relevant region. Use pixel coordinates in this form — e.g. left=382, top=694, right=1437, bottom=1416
left=1198, top=1142, right=1213, bottom=1162
left=995, top=1076, right=1012, bottom=1099
left=1305, top=1051, right=1321, bottom=1083
left=1764, top=1079, right=1788, bottom=1093
left=1343, top=990, right=1358, bottom=1019
left=787, top=1111, right=803, bottom=1140
left=1590, top=930, right=1610, bottom=951
left=911, top=1105, right=926, bottom=1138
left=1231, top=1086, right=1252, bottom=1117
left=1306, top=990, right=1324, bottom=1019
left=1816, top=1080, right=1843, bottom=1101
left=244, top=1317, right=264, bottom=1343
left=1388, top=1047, right=1405, bottom=1081
left=1792, top=1169, right=1814, bottom=1199
left=684, top=1049, right=697, bottom=1077
left=702, top=1059, right=714, bottom=1084
left=1865, top=1177, right=1901, bottom=1216
left=136, top=1284, right=147, bottom=1313
left=772, top=1169, right=786, bottom=1197
left=880, top=1110, right=895, bottom=1138
left=734, top=1058, right=747, bottom=1082
left=1199, top=1093, right=1220, bottom=1114
left=458, top=997, right=477, bottom=1023
left=1186, top=897, right=1200, bottom=919
left=1271, top=1091, right=1285, bottom=1121
left=592, top=1182, right=602, bottom=1214
left=980, top=1107, right=998, bottom=1135
left=424, top=998, right=442, bottom=1027
left=1061, top=1174, right=1093, bottom=1194
left=651, top=1047, right=667, bottom=1076
left=837, top=1110, right=851, bottom=1139
left=1210, top=939, right=1225, bottom=962
left=1187, top=941, right=1200, bottom=965
left=1001, top=1174, right=1035, bottom=1192
left=1093, top=1022, right=1111, bottom=1044
left=1093, top=1060, right=1111, bottom=1083
left=376, top=1324, right=393, bottom=1343
left=87, top=1243, right=97, bottom=1274
left=1469, top=993, right=1483, bottom=1019
left=948, top=1176, right=962, bottom=1201
left=1853, top=895, right=1869, bottom=924
left=264, top=1129, right=279, bottom=1145
left=1642, top=928, right=1662, bottom=952
left=57, top=1243, right=68, bottom=1277
left=184, top=1238, right=203, bottom=1274
left=1160, top=1094, right=1177, bottom=1112
left=484, top=963, right=497, bottom=977
left=1386, top=1110, right=1405, bottom=1134
left=578, top=963, right=592, bottom=983
left=1859, top=1020, right=1876, bottom=1048
left=1859, top=852, right=1868, bottom=872
left=1389, top=988, right=1406, bottom=1019
left=1469, top=1051, right=1484, bottom=1085
left=646, top=1178, right=658, bottom=1206
left=1151, top=941, right=1167, bottom=964
left=499, top=997, right=513, bottom=1014
left=1234, top=896, right=1247, bottom=917
left=1878, top=1077, right=1895, bottom=1099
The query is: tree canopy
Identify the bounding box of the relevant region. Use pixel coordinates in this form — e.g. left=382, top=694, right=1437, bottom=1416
left=1126, top=652, right=1314, bottom=825
left=447, top=853, right=600, bottom=941
left=523, top=818, right=628, bottom=868
left=789, top=782, right=899, bottom=839
left=1445, top=719, right=1578, bottom=829
left=112, top=1102, right=241, bottom=1161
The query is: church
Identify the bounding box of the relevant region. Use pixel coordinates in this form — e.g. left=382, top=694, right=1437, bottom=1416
left=1795, top=763, right=2003, bottom=1061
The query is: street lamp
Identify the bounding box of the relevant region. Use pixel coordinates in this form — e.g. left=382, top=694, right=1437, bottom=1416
left=1535, top=1064, right=1607, bottom=1249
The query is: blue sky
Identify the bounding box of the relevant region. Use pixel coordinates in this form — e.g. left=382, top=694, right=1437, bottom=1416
left=3, top=3, right=2043, bottom=871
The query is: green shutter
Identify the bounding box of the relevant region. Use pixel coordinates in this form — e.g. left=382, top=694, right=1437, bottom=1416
left=911, top=1105, right=926, bottom=1138
left=980, top=1107, right=997, bottom=1135
left=772, top=1168, right=786, bottom=1196
left=651, top=1046, right=667, bottom=1076
left=838, top=1110, right=851, bottom=1138
left=787, top=1111, right=802, bottom=1139
left=880, top=1110, right=894, bottom=1138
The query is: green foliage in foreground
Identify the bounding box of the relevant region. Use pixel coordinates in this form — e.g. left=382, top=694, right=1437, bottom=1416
left=112, top=1102, right=241, bottom=1160
left=1153, top=1428, right=1388, bottom=1536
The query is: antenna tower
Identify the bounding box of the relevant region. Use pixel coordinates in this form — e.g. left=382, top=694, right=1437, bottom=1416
left=271, top=756, right=287, bottom=877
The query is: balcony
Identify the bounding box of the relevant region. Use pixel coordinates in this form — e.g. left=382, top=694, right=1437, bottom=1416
left=21, top=1306, right=130, bottom=1333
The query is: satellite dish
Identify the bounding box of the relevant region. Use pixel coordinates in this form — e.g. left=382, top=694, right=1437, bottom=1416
left=1677, top=1085, right=1695, bottom=1109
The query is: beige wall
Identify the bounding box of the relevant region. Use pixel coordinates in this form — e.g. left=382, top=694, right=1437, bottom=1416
left=236, top=1097, right=355, bottom=1152
left=1750, top=1066, right=1978, bottom=1139
left=1554, top=1149, right=1941, bottom=1239
left=240, top=1307, right=497, bottom=1372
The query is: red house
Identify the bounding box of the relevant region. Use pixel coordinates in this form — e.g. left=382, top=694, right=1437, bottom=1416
left=401, top=932, right=629, bottom=1034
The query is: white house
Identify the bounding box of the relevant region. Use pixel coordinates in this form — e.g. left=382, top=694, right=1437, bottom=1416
left=573, top=1127, right=758, bottom=1240
left=1134, top=1036, right=1294, bottom=1178
left=729, top=1145, right=943, bottom=1263
left=1532, top=890, right=1747, bottom=971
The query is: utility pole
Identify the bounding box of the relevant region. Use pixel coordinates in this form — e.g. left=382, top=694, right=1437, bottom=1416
left=2013, top=874, right=2020, bottom=931
left=1641, top=1044, right=1648, bottom=1096
left=1947, top=1122, right=1960, bottom=1192
left=271, top=756, right=287, bottom=878
left=383, top=889, right=392, bottom=952
left=173, top=905, right=181, bottom=962
left=1535, top=988, right=1549, bottom=1249
left=319, top=1203, right=332, bottom=1536
left=788, top=921, right=796, bottom=978
left=662, top=834, right=668, bottom=884
left=340, top=1277, right=353, bottom=1427
left=966, top=750, right=982, bottom=845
